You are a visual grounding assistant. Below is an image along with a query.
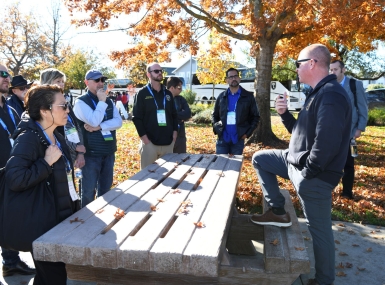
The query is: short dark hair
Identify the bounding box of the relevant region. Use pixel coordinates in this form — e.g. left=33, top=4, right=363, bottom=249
left=331, top=60, right=345, bottom=69
left=24, top=85, right=63, bottom=121
left=166, top=77, right=183, bottom=89
left=226, top=68, right=239, bottom=78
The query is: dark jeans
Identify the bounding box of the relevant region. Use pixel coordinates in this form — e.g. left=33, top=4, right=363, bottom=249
left=216, top=137, right=244, bottom=155
left=342, top=145, right=355, bottom=198
left=252, top=149, right=336, bottom=285
left=1, top=247, right=20, bottom=265
left=81, top=153, right=115, bottom=208
left=32, top=258, right=66, bottom=285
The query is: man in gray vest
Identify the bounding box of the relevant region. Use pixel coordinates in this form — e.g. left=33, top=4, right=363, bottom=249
left=73, top=70, right=122, bottom=207
left=330, top=60, right=368, bottom=199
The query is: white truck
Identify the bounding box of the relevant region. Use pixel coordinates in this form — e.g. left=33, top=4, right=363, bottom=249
left=192, top=79, right=306, bottom=111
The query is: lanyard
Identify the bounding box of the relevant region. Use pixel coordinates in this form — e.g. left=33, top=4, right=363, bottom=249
left=147, top=85, right=166, bottom=109
left=88, top=93, right=107, bottom=119
left=35, top=122, right=72, bottom=173
left=0, top=106, right=17, bottom=136
left=227, top=89, right=241, bottom=112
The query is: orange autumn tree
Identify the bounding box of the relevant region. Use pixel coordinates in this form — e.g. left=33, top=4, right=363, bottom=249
left=65, top=0, right=384, bottom=144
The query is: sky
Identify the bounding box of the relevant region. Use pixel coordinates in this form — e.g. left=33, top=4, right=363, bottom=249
left=5, top=0, right=253, bottom=78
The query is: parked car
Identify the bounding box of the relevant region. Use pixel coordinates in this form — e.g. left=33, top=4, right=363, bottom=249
left=366, top=88, right=385, bottom=103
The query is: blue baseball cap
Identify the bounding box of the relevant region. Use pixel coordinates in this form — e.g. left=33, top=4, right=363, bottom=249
left=85, top=69, right=108, bottom=80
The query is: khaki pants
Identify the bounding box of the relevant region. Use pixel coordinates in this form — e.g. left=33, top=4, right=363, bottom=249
left=139, top=141, right=174, bottom=169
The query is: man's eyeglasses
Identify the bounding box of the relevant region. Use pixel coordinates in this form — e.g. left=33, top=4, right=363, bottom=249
left=176, top=86, right=182, bottom=90
left=295, top=58, right=318, bottom=68
left=51, top=102, right=69, bottom=111
left=0, top=71, right=12, bottom=80
left=15, top=86, right=30, bottom=91
left=227, top=74, right=239, bottom=80
left=92, top=78, right=106, bottom=83
left=150, top=69, right=163, bottom=74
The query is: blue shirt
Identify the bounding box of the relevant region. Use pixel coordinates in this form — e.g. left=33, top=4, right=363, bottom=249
left=223, top=88, right=241, bottom=144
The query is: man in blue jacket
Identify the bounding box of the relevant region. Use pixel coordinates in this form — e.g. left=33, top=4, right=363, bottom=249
left=212, top=68, right=260, bottom=155
left=330, top=60, right=368, bottom=199
left=251, top=44, right=352, bottom=285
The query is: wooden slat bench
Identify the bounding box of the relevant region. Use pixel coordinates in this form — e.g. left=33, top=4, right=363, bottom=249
left=33, top=153, right=309, bottom=285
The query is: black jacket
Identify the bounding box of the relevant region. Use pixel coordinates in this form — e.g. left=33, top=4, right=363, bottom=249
left=212, top=86, right=260, bottom=139
left=6, top=94, right=25, bottom=117
left=133, top=84, right=178, bottom=145
left=174, top=95, right=191, bottom=137
left=2, top=116, right=78, bottom=251
left=280, top=74, right=352, bottom=186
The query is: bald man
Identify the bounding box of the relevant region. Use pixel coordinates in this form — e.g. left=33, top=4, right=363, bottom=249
left=250, top=44, right=352, bottom=285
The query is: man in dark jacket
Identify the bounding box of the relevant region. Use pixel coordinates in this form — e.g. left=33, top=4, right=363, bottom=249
left=7, top=75, right=33, bottom=117
left=250, top=44, right=352, bottom=285
left=166, top=77, right=191, bottom=153
left=0, top=64, right=36, bottom=277
left=132, top=63, right=178, bottom=169
left=212, top=68, right=260, bottom=155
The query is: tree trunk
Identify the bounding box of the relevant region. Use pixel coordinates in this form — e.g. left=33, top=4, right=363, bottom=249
left=247, top=37, right=281, bottom=145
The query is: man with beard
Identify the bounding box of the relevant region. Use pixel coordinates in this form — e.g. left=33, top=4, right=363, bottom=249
left=212, top=68, right=260, bottom=155
left=0, top=64, right=36, bottom=277
left=132, top=63, right=178, bottom=169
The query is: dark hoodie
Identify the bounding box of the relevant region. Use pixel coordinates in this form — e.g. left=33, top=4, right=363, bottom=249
left=279, top=74, right=352, bottom=186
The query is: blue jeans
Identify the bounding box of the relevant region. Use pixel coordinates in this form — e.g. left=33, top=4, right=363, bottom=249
left=252, top=149, right=335, bottom=285
left=1, top=247, right=20, bottom=265
left=216, top=138, right=244, bottom=155
left=81, top=154, right=115, bottom=208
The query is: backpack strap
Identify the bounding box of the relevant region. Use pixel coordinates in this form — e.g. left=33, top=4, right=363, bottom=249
left=349, top=78, right=358, bottom=110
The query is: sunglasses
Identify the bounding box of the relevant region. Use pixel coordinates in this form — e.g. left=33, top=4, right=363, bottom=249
left=295, top=58, right=318, bottom=68
left=51, top=102, right=70, bottom=110
left=150, top=69, right=163, bottom=74
left=15, top=86, right=31, bottom=91
left=92, top=78, right=106, bottom=83
left=0, top=71, right=12, bottom=79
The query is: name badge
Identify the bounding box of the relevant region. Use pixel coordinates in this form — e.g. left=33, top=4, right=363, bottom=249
left=65, top=126, right=80, bottom=144
left=101, top=130, right=113, bottom=141
left=157, top=109, right=167, bottom=126
left=67, top=174, right=79, bottom=201
left=227, top=111, right=236, bottom=125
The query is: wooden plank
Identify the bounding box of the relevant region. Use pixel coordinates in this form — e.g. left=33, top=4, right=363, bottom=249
left=149, top=154, right=222, bottom=274
left=183, top=155, right=244, bottom=277
left=89, top=154, right=201, bottom=269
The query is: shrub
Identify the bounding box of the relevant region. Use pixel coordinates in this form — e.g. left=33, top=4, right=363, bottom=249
left=190, top=103, right=214, bottom=116
left=366, top=84, right=385, bottom=91
left=181, top=89, right=197, bottom=105
left=367, top=107, right=385, bottom=126
left=191, top=108, right=213, bottom=124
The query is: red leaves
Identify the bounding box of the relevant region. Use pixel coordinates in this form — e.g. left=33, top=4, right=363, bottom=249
left=114, top=208, right=125, bottom=220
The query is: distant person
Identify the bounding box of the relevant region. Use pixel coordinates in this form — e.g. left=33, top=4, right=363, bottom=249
left=212, top=67, right=260, bottom=155
left=73, top=70, right=122, bottom=207
left=330, top=60, right=368, bottom=199
left=0, top=63, right=36, bottom=278
left=40, top=68, right=86, bottom=169
left=132, top=62, right=178, bottom=169
left=3, top=84, right=79, bottom=284
left=7, top=75, right=33, bottom=117
left=250, top=44, right=352, bottom=285
left=121, top=91, right=129, bottom=112
left=166, top=76, right=191, bottom=153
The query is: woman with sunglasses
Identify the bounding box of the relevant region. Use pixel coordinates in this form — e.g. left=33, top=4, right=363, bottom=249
left=2, top=85, right=79, bottom=284
left=40, top=68, right=86, bottom=170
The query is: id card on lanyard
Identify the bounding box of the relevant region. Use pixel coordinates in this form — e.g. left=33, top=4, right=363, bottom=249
left=147, top=85, right=167, bottom=127
left=227, top=92, right=240, bottom=125
left=0, top=105, right=17, bottom=147
left=65, top=115, right=80, bottom=144
left=88, top=94, right=114, bottom=141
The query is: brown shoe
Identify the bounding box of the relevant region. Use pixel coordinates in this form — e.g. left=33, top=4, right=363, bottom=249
left=250, top=208, right=292, bottom=227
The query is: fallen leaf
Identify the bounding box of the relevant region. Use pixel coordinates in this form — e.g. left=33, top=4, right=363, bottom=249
left=336, top=271, right=347, bottom=277
left=294, top=247, right=305, bottom=251
left=70, top=217, right=84, bottom=224
left=148, top=169, right=156, bottom=173
left=352, top=244, right=360, bottom=247
left=114, top=208, right=125, bottom=220
left=366, top=247, right=372, bottom=252
left=339, top=252, right=348, bottom=256
left=157, top=198, right=166, bottom=202
left=178, top=208, right=189, bottom=215
left=303, top=236, right=311, bottom=241
left=150, top=205, right=157, bottom=211
left=335, top=240, right=340, bottom=244
left=357, top=266, right=366, bottom=271
left=194, top=221, right=205, bottom=228
left=370, top=230, right=376, bottom=234
left=270, top=239, right=279, bottom=246
left=336, top=262, right=344, bottom=269
left=345, top=262, right=353, bottom=268
left=217, top=172, right=225, bottom=177
left=171, top=189, right=181, bottom=194
left=96, top=209, right=105, bottom=214
left=337, top=223, right=346, bottom=227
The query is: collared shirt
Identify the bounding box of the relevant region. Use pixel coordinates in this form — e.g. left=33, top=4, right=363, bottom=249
left=223, top=88, right=241, bottom=144
left=340, top=75, right=346, bottom=87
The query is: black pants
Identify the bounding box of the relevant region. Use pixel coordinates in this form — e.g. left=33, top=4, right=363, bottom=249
left=342, top=145, right=355, bottom=198
left=32, top=257, right=66, bottom=285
